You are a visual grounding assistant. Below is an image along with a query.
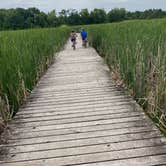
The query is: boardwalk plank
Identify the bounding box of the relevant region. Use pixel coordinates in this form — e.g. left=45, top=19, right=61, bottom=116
left=0, top=139, right=165, bottom=163
left=8, top=120, right=153, bottom=139
left=1, top=132, right=162, bottom=155
left=10, top=112, right=143, bottom=127
left=1, top=146, right=166, bottom=166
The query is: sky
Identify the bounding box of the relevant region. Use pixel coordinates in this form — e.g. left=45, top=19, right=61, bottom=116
left=1, top=0, right=166, bottom=13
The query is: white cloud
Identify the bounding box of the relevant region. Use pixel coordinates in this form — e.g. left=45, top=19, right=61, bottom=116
left=0, top=0, right=166, bottom=12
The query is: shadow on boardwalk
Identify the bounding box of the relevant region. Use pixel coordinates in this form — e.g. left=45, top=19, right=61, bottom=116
left=0, top=35, right=166, bottom=166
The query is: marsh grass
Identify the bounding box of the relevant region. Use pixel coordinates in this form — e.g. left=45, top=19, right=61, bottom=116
left=86, top=19, right=166, bottom=132
left=0, top=27, right=70, bottom=126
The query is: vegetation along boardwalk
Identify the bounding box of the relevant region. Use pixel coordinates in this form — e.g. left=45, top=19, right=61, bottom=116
left=0, top=35, right=166, bottom=166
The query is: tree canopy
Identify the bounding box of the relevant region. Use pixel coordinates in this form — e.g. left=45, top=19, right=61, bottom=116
left=0, top=8, right=166, bottom=30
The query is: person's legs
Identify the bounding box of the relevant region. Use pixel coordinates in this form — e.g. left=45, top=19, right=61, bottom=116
left=71, top=38, right=76, bottom=50
left=82, top=37, right=86, bottom=46
left=82, top=38, right=87, bottom=47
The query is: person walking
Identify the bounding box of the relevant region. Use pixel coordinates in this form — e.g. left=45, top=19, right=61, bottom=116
left=81, top=29, right=88, bottom=48
left=70, top=30, right=77, bottom=50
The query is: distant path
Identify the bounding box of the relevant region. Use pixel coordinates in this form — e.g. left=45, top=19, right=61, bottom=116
left=0, top=35, right=166, bottom=166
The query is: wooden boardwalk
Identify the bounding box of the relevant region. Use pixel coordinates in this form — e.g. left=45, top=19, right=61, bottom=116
left=0, top=35, right=166, bottom=166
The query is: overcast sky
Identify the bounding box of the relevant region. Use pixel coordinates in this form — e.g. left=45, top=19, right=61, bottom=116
left=1, top=0, right=166, bottom=13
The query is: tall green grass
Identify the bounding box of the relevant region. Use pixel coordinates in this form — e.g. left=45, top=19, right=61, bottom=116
left=86, top=19, right=166, bottom=131
left=0, top=27, right=70, bottom=123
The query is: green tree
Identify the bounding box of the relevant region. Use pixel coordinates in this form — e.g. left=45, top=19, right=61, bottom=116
left=67, top=9, right=81, bottom=25
left=90, top=9, right=107, bottom=24
left=58, top=9, right=69, bottom=25
left=47, top=10, right=58, bottom=27
left=80, top=9, right=90, bottom=25
left=108, top=8, right=126, bottom=22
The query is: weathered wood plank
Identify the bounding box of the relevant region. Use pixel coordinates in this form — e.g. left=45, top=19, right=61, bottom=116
left=10, top=116, right=145, bottom=131
left=0, top=139, right=165, bottom=163
left=13, top=110, right=138, bottom=123
left=14, top=108, right=133, bottom=120
left=1, top=146, right=166, bottom=166
left=2, top=134, right=163, bottom=155
left=10, top=112, right=143, bottom=127
left=82, top=155, right=166, bottom=166
left=8, top=120, right=152, bottom=139
left=18, top=103, right=132, bottom=115
left=5, top=126, right=157, bottom=146
left=9, top=117, right=144, bottom=134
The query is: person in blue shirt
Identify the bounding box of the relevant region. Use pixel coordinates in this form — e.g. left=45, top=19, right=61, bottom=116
left=81, top=29, right=88, bottom=47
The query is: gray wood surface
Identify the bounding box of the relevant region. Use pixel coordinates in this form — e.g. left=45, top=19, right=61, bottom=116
left=0, top=35, right=166, bottom=166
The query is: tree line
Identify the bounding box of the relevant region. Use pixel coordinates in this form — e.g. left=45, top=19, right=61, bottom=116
left=1, top=7, right=166, bottom=30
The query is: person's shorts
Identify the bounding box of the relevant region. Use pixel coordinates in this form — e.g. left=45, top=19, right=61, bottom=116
left=82, top=37, right=87, bottom=41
